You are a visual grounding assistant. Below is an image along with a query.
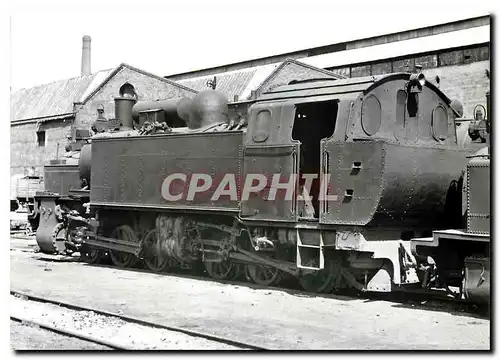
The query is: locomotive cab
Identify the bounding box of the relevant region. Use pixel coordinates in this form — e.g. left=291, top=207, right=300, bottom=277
left=241, top=72, right=465, bottom=228
left=241, top=72, right=468, bottom=287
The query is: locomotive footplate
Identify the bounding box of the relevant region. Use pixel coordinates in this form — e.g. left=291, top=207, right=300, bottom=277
left=84, top=235, right=141, bottom=256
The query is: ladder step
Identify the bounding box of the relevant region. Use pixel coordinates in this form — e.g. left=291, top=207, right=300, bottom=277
left=300, top=266, right=321, bottom=271
left=296, top=228, right=325, bottom=270
left=298, top=244, right=321, bottom=249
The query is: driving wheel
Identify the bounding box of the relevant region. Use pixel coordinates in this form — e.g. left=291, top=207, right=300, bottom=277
left=142, top=229, right=169, bottom=273
left=298, top=259, right=336, bottom=293
left=109, top=225, right=139, bottom=268
left=246, top=264, right=281, bottom=286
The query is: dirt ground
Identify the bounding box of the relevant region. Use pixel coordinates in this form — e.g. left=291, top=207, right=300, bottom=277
left=10, top=237, right=491, bottom=350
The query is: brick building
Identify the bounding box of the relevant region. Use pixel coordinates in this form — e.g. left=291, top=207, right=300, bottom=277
left=10, top=37, right=197, bottom=176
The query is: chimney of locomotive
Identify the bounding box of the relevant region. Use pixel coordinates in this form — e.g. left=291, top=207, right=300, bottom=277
left=115, top=96, right=137, bottom=130
left=81, top=35, right=91, bottom=76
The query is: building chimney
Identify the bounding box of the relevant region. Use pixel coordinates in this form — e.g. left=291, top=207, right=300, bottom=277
left=81, top=35, right=91, bottom=76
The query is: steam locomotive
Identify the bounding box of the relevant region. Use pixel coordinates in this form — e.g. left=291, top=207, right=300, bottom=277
left=30, top=70, right=490, bottom=302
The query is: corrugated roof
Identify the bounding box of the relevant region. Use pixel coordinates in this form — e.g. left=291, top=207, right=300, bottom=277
left=177, top=67, right=260, bottom=101
left=175, top=59, right=343, bottom=101
left=78, top=69, right=114, bottom=102
left=10, top=63, right=197, bottom=123
left=239, top=63, right=281, bottom=99
left=10, top=69, right=112, bottom=122
left=301, top=25, right=490, bottom=69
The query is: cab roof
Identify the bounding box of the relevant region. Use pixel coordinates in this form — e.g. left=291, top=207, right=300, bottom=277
left=257, top=72, right=452, bottom=105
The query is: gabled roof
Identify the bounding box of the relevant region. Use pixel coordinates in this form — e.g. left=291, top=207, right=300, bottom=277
left=80, top=63, right=198, bottom=104
left=172, top=59, right=344, bottom=102
left=175, top=65, right=278, bottom=101
left=253, top=59, right=345, bottom=97
left=10, top=63, right=198, bottom=123
left=10, top=70, right=112, bottom=122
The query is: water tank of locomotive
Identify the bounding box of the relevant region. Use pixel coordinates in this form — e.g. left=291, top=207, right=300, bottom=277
left=78, top=89, right=229, bottom=188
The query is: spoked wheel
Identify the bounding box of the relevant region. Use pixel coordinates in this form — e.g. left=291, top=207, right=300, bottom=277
left=246, top=265, right=281, bottom=286
left=52, top=223, right=69, bottom=255
left=204, top=261, right=238, bottom=280
left=230, top=264, right=244, bottom=281
left=109, top=225, right=139, bottom=268
left=80, top=246, right=101, bottom=264
left=142, top=229, right=169, bottom=273
left=298, top=259, right=337, bottom=293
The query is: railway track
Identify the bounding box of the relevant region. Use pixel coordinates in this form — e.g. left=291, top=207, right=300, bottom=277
left=10, top=291, right=268, bottom=350
left=11, top=238, right=488, bottom=318
left=10, top=316, right=123, bottom=350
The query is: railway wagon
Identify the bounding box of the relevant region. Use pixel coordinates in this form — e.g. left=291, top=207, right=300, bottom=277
left=36, top=71, right=472, bottom=294
left=28, top=133, right=90, bottom=239
left=10, top=173, right=44, bottom=210
left=11, top=172, right=44, bottom=232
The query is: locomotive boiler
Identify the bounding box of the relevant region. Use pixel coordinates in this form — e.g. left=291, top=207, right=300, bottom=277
left=34, top=70, right=479, bottom=296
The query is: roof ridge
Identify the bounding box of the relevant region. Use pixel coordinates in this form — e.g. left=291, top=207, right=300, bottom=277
left=12, top=68, right=113, bottom=93
left=176, top=66, right=260, bottom=81
left=254, top=58, right=344, bottom=97
left=79, top=63, right=198, bottom=105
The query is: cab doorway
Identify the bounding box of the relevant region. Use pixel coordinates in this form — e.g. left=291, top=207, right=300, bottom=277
left=292, top=100, right=338, bottom=219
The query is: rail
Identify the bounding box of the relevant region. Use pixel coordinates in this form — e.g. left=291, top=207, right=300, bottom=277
left=11, top=290, right=268, bottom=351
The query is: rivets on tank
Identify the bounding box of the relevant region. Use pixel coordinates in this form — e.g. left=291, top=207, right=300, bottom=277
left=138, top=156, right=144, bottom=200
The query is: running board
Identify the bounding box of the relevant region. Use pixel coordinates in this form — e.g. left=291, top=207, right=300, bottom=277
left=84, top=236, right=140, bottom=256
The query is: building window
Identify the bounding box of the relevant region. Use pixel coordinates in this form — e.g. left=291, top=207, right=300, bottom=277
left=119, top=83, right=137, bottom=99
left=37, top=131, right=46, bottom=147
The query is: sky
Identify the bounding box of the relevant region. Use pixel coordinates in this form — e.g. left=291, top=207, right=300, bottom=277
left=8, top=0, right=493, bottom=91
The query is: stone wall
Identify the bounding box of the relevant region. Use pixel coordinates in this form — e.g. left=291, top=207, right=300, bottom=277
left=10, top=119, right=72, bottom=176
left=74, top=66, right=197, bottom=130
left=10, top=66, right=197, bottom=177
left=423, top=61, right=490, bottom=119
left=256, top=61, right=338, bottom=96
